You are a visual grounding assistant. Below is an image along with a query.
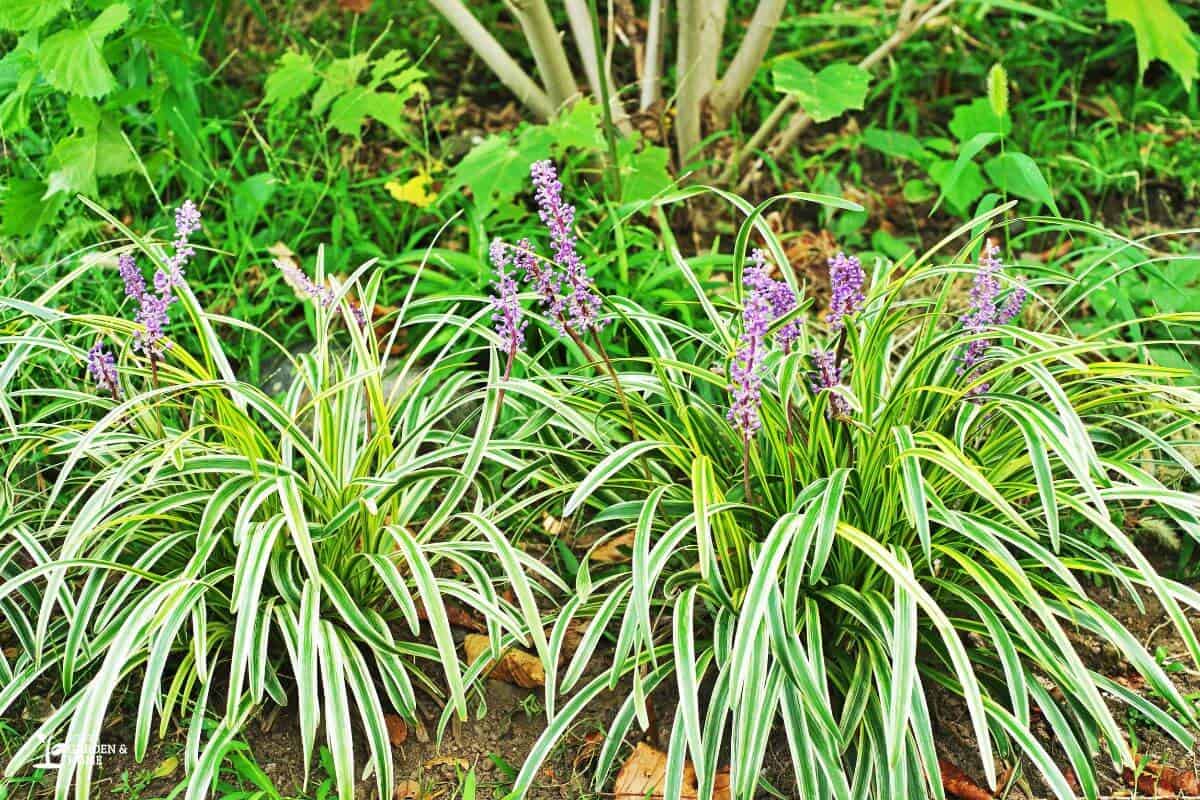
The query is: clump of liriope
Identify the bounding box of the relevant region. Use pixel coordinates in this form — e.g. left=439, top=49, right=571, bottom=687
left=0, top=206, right=557, bottom=800
left=486, top=180, right=1200, bottom=800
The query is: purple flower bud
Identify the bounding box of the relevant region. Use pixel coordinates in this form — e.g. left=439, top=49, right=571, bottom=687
left=489, top=238, right=527, bottom=358
left=957, top=239, right=1026, bottom=398
left=278, top=259, right=335, bottom=308
left=827, top=252, right=865, bottom=332
left=350, top=303, right=368, bottom=329
left=997, top=284, right=1027, bottom=326
left=727, top=270, right=774, bottom=441
left=746, top=249, right=801, bottom=351
left=810, top=348, right=850, bottom=417
left=118, top=253, right=145, bottom=298
left=87, top=343, right=118, bottom=394
left=133, top=291, right=173, bottom=358
left=160, top=200, right=202, bottom=292
left=530, top=160, right=604, bottom=334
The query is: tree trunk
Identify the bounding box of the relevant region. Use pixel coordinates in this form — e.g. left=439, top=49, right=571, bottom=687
left=708, top=0, right=786, bottom=127
left=505, top=0, right=579, bottom=112
left=426, top=0, right=554, bottom=119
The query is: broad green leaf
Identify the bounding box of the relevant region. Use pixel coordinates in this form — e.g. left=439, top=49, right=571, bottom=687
left=983, top=152, right=1060, bottom=214
left=862, top=128, right=928, bottom=161
left=1, top=180, right=62, bottom=236
left=547, top=98, right=604, bottom=151
left=929, top=130, right=994, bottom=216
left=43, top=101, right=137, bottom=198
left=1107, top=0, right=1198, bottom=89
left=38, top=29, right=115, bottom=98
left=0, top=0, right=70, bottom=31
left=264, top=51, right=318, bottom=107
left=327, top=86, right=374, bottom=136
left=90, top=3, right=129, bottom=36
left=772, top=61, right=872, bottom=123
left=37, top=4, right=130, bottom=97
left=311, top=53, right=369, bottom=114
left=619, top=141, right=673, bottom=205
left=948, top=98, right=1010, bottom=142
left=447, top=128, right=554, bottom=216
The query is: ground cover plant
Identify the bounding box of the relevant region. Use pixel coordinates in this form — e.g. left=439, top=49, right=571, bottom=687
left=1, top=2, right=1200, bottom=800
left=0, top=203, right=562, bottom=800
left=467, top=163, right=1200, bottom=798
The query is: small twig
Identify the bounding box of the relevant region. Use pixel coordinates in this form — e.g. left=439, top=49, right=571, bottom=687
left=727, top=0, right=955, bottom=190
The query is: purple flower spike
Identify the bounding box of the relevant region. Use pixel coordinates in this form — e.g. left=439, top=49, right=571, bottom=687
left=530, top=160, right=604, bottom=333
left=160, top=200, right=202, bottom=292
left=87, top=343, right=119, bottom=394
left=278, top=259, right=335, bottom=308
left=997, top=284, right=1027, bottom=326
left=746, top=250, right=801, bottom=351
left=956, top=239, right=1027, bottom=397
left=727, top=271, right=774, bottom=442
left=118, top=253, right=145, bottom=298
left=489, top=238, right=527, bottom=359
left=513, top=238, right=565, bottom=324
left=810, top=348, right=850, bottom=418
left=961, top=240, right=1003, bottom=335
left=827, top=252, right=865, bottom=332
left=133, top=291, right=173, bottom=358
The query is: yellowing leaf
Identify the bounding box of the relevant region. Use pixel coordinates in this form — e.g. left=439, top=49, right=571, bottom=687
left=385, top=174, right=435, bottom=208
left=151, top=756, right=179, bottom=779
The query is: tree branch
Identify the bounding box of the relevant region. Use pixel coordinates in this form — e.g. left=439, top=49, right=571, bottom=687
left=730, top=0, right=955, bottom=190
left=708, top=0, right=786, bottom=127
left=426, top=0, right=554, bottom=119
left=566, top=0, right=632, bottom=132
left=640, top=0, right=667, bottom=110
left=505, top=0, right=579, bottom=112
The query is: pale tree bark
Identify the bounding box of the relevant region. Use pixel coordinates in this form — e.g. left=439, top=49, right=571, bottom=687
left=640, top=0, right=667, bottom=110
left=674, top=0, right=704, bottom=166
left=708, top=0, right=786, bottom=127
left=504, top=0, right=579, bottom=112
left=565, top=0, right=633, bottom=132
left=694, top=0, right=727, bottom=99
left=426, top=0, right=554, bottom=119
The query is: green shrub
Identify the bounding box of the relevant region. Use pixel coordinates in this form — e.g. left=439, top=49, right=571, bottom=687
left=0, top=202, right=557, bottom=800
left=483, top=171, right=1200, bottom=799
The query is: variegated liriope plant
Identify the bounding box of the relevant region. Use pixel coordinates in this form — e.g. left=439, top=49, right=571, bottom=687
left=480, top=163, right=1200, bottom=800
left=0, top=200, right=561, bottom=800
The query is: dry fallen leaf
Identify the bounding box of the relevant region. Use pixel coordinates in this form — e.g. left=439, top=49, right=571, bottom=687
left=415, top=600, right=486, bottom=633
left=463, top=634, right=545, bottom=688
left=384, top=713, right=408, bottom=746
left=939, top=758, right=993, bottom=800
left=591, top=530, right=636, bottom=563
left=612, top=742, right=732, bottom=799
left=614, top=742, right=696, bottom=799
left=394, top=779, right=421, bottom=800
left=1123, top=763, right=1200, bottom=797
left=713, top=766, right=732, bottom=799
left=542, top=511, right=570, bottom=536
